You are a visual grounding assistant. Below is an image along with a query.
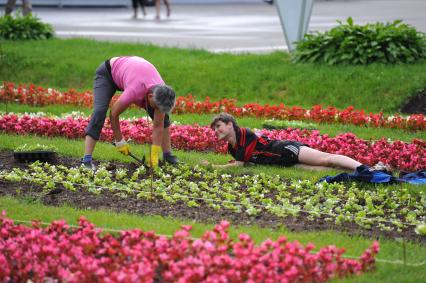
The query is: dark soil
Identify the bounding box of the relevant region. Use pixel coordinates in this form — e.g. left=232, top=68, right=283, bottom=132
left=0, top=151, right=424, bottom=244
left=400, top=89, right=426, bottom=115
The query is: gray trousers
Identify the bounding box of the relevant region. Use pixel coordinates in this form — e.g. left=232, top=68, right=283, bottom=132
left=85, top=62, right=171, bottom=140
left=85, top=62, right=117, bottom=140
left=5, top=0, right=32, bottom=16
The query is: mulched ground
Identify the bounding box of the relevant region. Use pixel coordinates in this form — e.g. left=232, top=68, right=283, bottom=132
left=0, top=151, right=424, bottom=244
left=400, top=89, right=426, bottom=114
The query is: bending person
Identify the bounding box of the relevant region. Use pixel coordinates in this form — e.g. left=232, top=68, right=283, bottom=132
left=202, top=113, right=362, bottom=171
left=82, top=56, right=178, bottom=169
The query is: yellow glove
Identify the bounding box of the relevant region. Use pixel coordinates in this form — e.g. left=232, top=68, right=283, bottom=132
left=115, top=139, right=130, bottom=156
left=150, top=144, right=162, bottom=168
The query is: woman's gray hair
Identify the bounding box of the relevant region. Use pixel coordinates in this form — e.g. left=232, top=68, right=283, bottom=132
left=151, top=85, right=176, bottom=113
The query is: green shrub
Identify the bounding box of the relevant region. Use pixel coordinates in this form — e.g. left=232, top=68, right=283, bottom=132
left=0, top=13, right=54, bottom=40
left=293, top=17, right=426, bottom=65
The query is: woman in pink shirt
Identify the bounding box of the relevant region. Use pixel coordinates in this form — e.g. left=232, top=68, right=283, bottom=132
left=82, top=56, right=177, bottom=169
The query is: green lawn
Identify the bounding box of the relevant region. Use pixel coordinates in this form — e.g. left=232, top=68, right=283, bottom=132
left=1, top=38, right=426, bottom=113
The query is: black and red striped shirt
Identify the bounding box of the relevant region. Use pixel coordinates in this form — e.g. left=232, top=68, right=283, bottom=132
left=228, top=127, right=303, bottom=166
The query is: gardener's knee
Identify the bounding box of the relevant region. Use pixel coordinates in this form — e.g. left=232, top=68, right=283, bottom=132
left=93, top=109, right=107, bottom=122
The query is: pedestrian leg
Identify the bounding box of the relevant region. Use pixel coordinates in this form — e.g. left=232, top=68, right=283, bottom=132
left=131, top=0, right=138, bottom=18
left=5, top=0, right=17, bottom=16
left=22, top=0, right=32, bottom=16
left=164, top=0, right=171, bottom=17
left=155, top=0, right=160, bottom=19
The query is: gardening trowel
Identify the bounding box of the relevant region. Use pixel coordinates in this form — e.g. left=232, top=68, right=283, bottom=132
left=111, top=141, right=146, bottom=166
left=129, top=152, right=146, bottom=166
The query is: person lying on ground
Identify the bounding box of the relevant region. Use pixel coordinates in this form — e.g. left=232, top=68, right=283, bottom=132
left=201, top=112, right=363, bottom=171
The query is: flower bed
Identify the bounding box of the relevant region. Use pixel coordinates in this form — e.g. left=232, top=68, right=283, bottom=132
left=1, top=82, right=424, bottom=131
left=0, top=113, right=424, bottom=171
left=0, top=213, right=379, bottom=282
left=1, top=160, right=424, bottom=235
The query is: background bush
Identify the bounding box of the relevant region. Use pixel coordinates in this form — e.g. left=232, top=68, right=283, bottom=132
left=293, top=18, right=426, bottom=65
left=0, top=13, right=54, bottom=40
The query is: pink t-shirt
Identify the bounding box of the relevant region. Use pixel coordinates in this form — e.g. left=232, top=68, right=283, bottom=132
left=111, top=56, right=165, bottom=108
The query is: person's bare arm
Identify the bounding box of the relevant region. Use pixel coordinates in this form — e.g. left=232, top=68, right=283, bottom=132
left=110, top=100, right=128, bottom=142
left=152, top=109, right=165, bottom=146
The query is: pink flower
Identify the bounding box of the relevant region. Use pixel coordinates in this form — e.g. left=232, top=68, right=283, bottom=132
left=0, top=214, right=379, bottom=282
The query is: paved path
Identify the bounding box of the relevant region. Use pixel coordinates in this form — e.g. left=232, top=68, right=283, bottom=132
left=30, top=0, right=426, bottom=53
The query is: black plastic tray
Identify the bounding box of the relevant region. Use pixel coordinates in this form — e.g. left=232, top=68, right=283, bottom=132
left=13, top=151, right=57, bottom=163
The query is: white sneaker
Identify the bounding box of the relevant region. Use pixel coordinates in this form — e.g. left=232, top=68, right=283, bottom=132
left=371, top=162, right=392, bottom=172
left=81, top=161, right=96, bottom=170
